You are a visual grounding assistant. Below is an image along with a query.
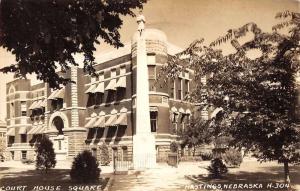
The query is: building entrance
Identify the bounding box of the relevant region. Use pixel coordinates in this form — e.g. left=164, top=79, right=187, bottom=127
left=51, top=116, right=68, bottom=160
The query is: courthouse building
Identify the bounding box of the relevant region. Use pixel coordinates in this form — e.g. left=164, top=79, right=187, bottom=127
left=5, top=16, right=202, bottom=163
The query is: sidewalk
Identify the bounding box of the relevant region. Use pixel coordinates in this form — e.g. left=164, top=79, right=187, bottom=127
left=110, top=162, right=210, bottom=191
left=0, top=160, right=114, bottom=174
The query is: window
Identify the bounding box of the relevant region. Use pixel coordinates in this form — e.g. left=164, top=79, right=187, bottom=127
left=122, top=146, right=128, bottom=161
left=147, top=54, right=156, bottom=65
left=150, top=111, right=157, bottom=132
left=11, top=151, right=14, bottom=160
left=92, top=148, right=97, bottom=159
left=31, top=108, right=43, bottom=118
left=52, top=98, right=63, bottom=110
left=58, top=140, right=62, bottom=150
left=87, top=128, right=97, bottom=140
left=106, top=91, right=115, bottom=103
left=184, top=79, right=190, bottom=98
left=156, top=146, right=160, bottom=160
left=8, top=136, right=15, bottom=145
left=149, top=80, right=156, bottom=91
left=186, top=114, right=191, bottom=124
left=177, top=78, right=182, bottom=100
left=174, top=123, right=178, bottom=134
left=9, top=86, right=15, bottom=94
left=95, top=93, right=104, bottom=105
left=21, top=134, right=27, bottom=143
left=148, top=65, right=156, bottom=79
left=10, top=102, right=15, bottom=118
left=180, top=114, right=185, bottom=123
left=170, top=80, right=175, bottom=98
left=181, top=118, right=185, bottom=130
left=21, top=101, right=27, bottom=116
left=116, top=88, right=126, bottom=101
left=21, top=151, right=27, bottom=160
left=172, top=112, right=179, bottom=123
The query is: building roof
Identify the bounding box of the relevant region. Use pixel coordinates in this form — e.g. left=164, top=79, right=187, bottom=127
left=94, top=28, right=183, bottom=65
left=94, top=43, right=132, bottom=65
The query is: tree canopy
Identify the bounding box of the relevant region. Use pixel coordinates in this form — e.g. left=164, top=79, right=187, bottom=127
left=166, top=10, right=300, bottom=183
left=179, top=117, right=212, bottom=155
left=0, top=0, right=146, bottom=88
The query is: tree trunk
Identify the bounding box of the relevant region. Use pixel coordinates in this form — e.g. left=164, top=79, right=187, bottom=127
left=193, top=146, right=196, bottom=156
left=284, top=161, right=290, bottom=184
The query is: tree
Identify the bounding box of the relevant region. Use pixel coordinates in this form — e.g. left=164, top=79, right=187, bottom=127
left=36, top=135, right=56, bottom=173
left=179, top=118, right=212, bottom=156
left=166, top=11, right=300, bottom=184
left=0, top=0, right=146, bottom=89
left=70, top=150, right=101, bottom=183
left=99, top=142, right=110, bottom=166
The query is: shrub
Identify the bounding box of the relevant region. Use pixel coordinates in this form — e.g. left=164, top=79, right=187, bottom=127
left=22, top=159, right=34, bottom=165
left=206, top=158, right=228, bottom=179
left=99, top=143, right=110, bottom=166
left=212, top=148, right=227, bottom=159
left=70, top=150, right=101, bottom=183
left=170, top=141, right=178, bottom=153
left=200, top=151, right=213, bottom=161
left=36, top=136, right=56, bottom=173
left=223, top=148, right=243, bottom=167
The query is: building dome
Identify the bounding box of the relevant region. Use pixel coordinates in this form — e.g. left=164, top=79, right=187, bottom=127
left=131, top=28, right=167, bottom=44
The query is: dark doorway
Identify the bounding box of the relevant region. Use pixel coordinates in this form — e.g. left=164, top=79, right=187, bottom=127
left=52, top=116, right=64, bottom=135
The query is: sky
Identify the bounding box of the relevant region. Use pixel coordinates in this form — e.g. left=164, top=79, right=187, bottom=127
left=0, top=0, right=298, bottom=120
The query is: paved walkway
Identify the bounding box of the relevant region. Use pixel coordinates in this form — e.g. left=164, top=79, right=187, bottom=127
left=0, top=160, right=114, bottom=173
left=110, top=162, right=209, bottom=191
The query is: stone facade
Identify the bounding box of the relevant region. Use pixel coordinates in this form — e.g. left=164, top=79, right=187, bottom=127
left=5, top=21, right=205, bottom=163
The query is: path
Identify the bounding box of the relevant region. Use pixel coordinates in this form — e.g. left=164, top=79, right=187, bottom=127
left=110, top=162, right=209, bottom=191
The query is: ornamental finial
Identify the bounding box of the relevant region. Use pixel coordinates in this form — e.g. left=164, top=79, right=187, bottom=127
left=137, top=10, right=145, bottom=35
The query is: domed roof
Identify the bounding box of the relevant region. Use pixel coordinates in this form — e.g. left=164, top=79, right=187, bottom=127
left=132, top=28, right=167, bottom=44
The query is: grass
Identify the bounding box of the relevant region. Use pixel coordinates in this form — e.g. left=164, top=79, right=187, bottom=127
left=188, top=160, right=300, bottom=191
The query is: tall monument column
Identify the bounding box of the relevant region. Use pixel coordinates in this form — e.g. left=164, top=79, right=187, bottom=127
left=132, top=14, right=157, bottom=169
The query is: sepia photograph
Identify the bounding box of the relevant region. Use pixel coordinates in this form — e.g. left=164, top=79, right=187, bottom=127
left=0, top=0, right=299, bottom=190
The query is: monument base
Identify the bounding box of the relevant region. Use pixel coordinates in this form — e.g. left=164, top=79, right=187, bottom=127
left=133, top=133, right=156, bottom=169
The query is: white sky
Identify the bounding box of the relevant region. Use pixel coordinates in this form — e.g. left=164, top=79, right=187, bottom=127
left=0, top=0, right=298, bottom=120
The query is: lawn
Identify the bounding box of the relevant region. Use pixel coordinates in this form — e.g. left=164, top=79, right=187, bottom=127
left=0, top=167, right=110, bottom=191
left=186, top=160, right=300, bottom=191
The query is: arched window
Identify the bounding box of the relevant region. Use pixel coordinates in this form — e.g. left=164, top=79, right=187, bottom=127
left=9, top=85, right=15, bottom=94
